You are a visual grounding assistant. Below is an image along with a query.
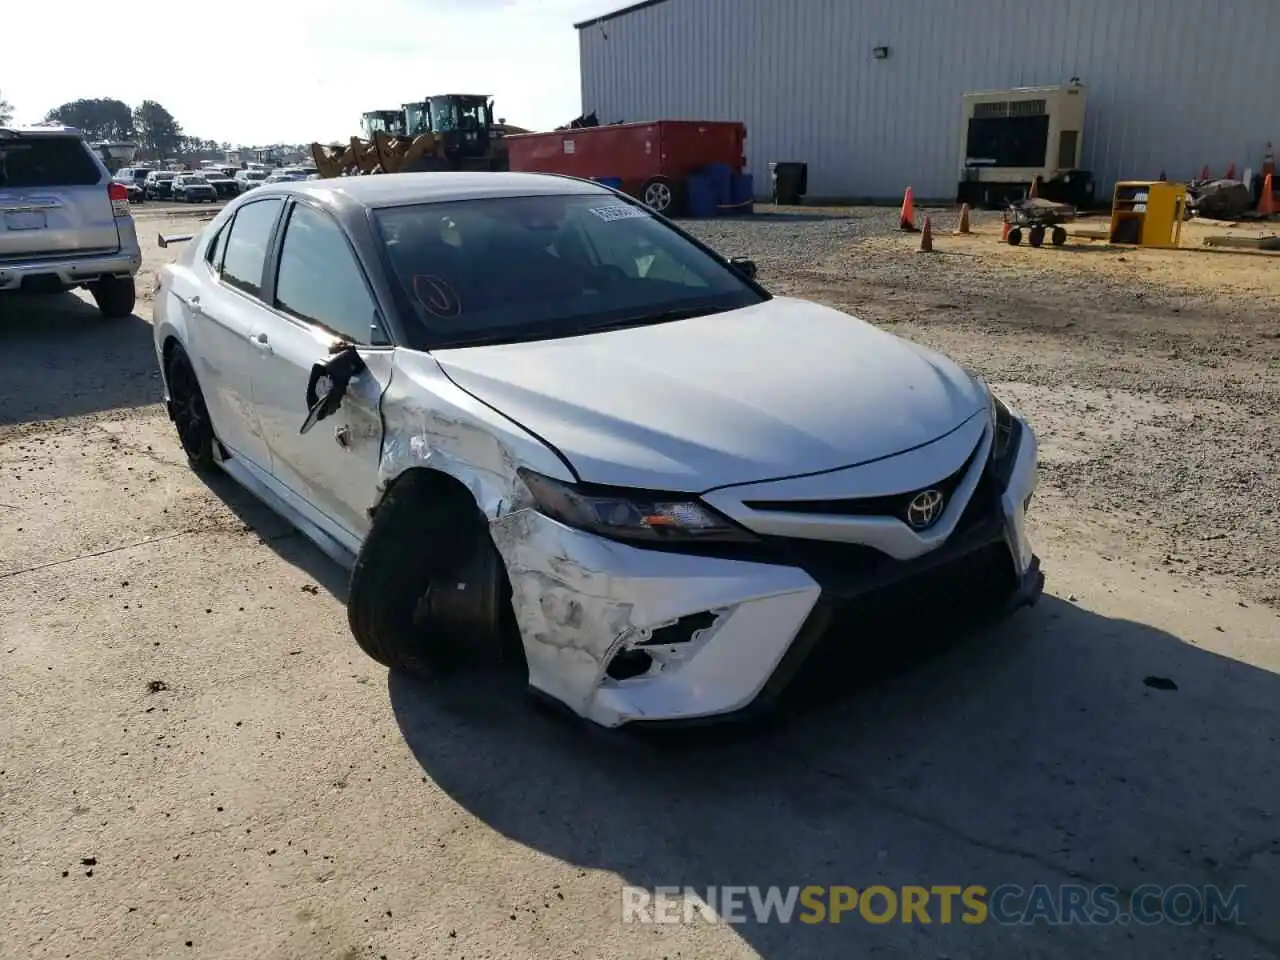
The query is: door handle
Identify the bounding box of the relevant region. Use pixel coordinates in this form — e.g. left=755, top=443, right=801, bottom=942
left=189, top=295, right=202, bottom=315
left=249, top=332, right=272, bottom=353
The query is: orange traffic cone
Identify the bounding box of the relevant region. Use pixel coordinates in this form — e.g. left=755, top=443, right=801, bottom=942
left=1001, top=220, right=1011, bottom=242
left=1199, top=164, right=1211, bottom=181
left=955, top=203, right=971, bottom=234
left=919, top=217, right=934, bottom=252
left=1259, top=174, right=1276, bottom=216
left=899, top=187, right=917, bottom=232
left=1226, top=161, right=1237, bottom=179
left=1028, top=176, right=1040, bottom=200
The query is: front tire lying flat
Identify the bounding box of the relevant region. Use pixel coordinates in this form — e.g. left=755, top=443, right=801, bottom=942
left=348, top=472, right=515, bottom=679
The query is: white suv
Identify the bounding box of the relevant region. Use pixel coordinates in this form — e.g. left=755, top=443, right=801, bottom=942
left=0, top=125, right=141, bottom=318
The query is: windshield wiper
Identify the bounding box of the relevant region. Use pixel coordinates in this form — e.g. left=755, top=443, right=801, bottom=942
left=426, top=305, right=727, bottom=351
left=431, top=332, right=533, bottom=349
left=578, top=304, right=726, bottom=334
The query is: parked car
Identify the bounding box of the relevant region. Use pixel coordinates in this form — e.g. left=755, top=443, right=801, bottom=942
left=1, top=124, right=140, bottom=317
left=263, top=168, right=311, bottom=184
left=152, top=173, right=1042, bottom=729
left=116, top=166, right=153, bottom=190
left=144, top=170, right=178, bottom=199
left=171, top=173, right=218, bottom=203
left=201, top=171, right=238, bottom=199
left=114, top=177, right=146, bottom=204
left=233, top=169, right=268, bottom=193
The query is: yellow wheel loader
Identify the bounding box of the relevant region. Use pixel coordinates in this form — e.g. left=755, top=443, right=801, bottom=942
left=310, top=94, right=518, bottom=178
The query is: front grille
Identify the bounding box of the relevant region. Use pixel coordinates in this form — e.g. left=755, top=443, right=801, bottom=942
left=743, top=437, right=983, bottom=526
left=774, top=539, right=1019, bottom=708
left=827, top=539, right=1016, bottom=630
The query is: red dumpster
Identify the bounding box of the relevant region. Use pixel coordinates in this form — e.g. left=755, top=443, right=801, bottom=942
left=505, top=120, right=747, bottom=215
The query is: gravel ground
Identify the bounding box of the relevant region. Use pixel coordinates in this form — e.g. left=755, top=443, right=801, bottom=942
left=1, top=206, right=1277, bottom=960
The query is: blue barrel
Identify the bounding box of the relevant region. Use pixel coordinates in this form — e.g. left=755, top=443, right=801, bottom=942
left=730, top=173, right=754, bottom=214
left=702, top=163, right=733, bottom=205
left=684, top=173, right=716, bottom=217
left=591, top=176, right=623, bottom=190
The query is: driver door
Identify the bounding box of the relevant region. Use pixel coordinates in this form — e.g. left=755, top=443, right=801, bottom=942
left=248, top=198, right=394, bottom=542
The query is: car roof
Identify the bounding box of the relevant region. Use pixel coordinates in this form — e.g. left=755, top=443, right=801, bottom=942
left=0, top=124, right=84, bottom=138
left=276, top=171, right=607, bottom=208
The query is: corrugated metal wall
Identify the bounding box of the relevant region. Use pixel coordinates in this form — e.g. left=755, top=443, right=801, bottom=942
left=578, top=0, right=1278, bottom=200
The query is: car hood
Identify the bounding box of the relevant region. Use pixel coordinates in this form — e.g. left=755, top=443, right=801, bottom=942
left=432, top=296, right=987, bottom=492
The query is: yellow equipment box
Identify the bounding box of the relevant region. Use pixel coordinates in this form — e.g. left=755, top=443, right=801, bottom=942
left=1109, top=180, right=1186, bottom=247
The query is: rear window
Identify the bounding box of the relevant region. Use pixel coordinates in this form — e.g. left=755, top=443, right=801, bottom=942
left=0, top=136, right=101, bottom=188
left=374, top=193, right=764, bottom=350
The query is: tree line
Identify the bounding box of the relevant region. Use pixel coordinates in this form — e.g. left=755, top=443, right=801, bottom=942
left=3, top=94, right=229, bottom=159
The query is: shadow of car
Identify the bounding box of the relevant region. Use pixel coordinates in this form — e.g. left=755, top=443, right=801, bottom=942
left=0, top=292, right=158, bottom=426
left=382, top=594, right=1277, bottom=957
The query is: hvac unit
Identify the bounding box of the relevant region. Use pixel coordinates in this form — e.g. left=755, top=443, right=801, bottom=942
left=957, top=81, right=1093, bottom=209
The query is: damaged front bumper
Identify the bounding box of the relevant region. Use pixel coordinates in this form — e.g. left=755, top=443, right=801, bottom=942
left=493, top=419, right=1042, bottom=729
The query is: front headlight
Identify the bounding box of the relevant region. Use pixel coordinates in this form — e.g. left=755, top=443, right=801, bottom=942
left=987, top=391, right=1022, bottom=488
left=518, top=469, right=756, bottom=544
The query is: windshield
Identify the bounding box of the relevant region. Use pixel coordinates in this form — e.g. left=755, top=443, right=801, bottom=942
left=405, top=102, right=428, bottom=136
left=154, top=172, right=176, bottom=180
left=244, top=171, right=267, bottom=180
left=374, top=193, right=766, bottom=350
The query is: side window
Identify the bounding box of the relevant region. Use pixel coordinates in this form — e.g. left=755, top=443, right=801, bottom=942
left=205, top=219, right=231, bottom=271
left=274, top=203, right=385, bottom=345
left=220, top=198, right=283, bottom=299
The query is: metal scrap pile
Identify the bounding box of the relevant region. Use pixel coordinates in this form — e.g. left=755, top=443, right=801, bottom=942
left=1186, top=179, right=1254, bottom=221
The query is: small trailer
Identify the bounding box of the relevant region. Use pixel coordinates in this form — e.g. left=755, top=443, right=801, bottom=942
left=1003, top=198, right=1077, bottom=247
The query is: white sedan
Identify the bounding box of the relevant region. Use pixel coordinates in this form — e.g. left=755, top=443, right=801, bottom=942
left=152, top=172, right=1042, bottom=728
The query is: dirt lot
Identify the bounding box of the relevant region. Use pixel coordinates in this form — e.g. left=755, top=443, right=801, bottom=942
left=1, top=204, right=1277, bottom=960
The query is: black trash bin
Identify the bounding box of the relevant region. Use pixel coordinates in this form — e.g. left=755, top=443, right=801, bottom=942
left=772, top=162, right=808, bottom=205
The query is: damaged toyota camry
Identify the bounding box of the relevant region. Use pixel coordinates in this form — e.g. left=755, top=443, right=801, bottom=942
left=153, top=172, right=1042, bottom=728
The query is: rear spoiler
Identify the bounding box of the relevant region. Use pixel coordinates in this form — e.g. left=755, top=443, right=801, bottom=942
left=157, top=233, right=194, bottom=248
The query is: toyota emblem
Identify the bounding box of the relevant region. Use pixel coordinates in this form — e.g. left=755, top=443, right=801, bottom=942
left=905, top=489, right=945, bottom=530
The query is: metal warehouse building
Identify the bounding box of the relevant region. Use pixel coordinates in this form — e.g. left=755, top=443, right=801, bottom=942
left=575, top=0, right=1279, bottom=201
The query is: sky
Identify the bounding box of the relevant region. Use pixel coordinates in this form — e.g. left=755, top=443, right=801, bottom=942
left=2, top=0, right=623, bottom=146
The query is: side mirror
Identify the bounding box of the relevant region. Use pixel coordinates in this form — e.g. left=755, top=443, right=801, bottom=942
left=729, top=257, right=757, bottom=281
left=300, top=344, right=366, bottom=434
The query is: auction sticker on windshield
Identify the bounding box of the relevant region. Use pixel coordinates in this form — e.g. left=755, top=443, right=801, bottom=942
left=589, top=203, right=650, bottom=222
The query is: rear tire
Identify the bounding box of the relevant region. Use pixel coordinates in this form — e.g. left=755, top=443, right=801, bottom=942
left=90, top=275, right=136, bottom=318
left=165, top=345, right=216, bottom=471
left=347, top=472, right=514, bottom=679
